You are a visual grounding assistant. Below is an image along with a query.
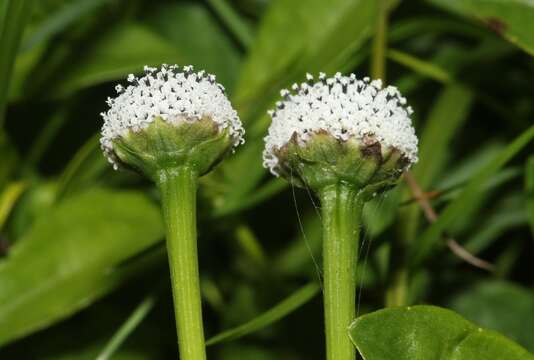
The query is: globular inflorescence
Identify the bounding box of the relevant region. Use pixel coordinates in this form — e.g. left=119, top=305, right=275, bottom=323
left=101, top=64, right=244, bottom=169
left=263, top=72, right=418, bottom=176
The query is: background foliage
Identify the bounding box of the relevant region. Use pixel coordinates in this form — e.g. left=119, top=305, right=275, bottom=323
left=0, top=0, right=533, bottom=358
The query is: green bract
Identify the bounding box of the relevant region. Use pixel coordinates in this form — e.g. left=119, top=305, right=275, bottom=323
left=112, top=116, right=234, bottom=180
left=274, top=132, right=409, bottom=196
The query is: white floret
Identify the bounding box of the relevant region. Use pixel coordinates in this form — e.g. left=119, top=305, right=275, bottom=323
left=100, top=64, right=244, bottom=169
left=263, top=74, right=418, bottom=175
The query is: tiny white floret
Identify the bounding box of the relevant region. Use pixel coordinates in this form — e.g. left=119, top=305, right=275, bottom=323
left=263, top=73, right=418, bottom=175
left=100, top=64, right=244, bottom=169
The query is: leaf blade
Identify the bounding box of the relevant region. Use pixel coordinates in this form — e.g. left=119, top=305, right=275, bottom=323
left=0, top=188, right=164, bottom=346
left=349, top=305, right=534, bottom=360
left=206, top=282, right=319, bottom=346
left=410, top=124, right=534, bottom=267
left=426, top=0, right=534, bottom=56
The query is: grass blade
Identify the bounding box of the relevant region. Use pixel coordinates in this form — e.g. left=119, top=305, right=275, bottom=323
left=207, top=0, right=253, bottom=49
left=96, top=293, right=157, bottom=360
left=0, top=181, right=26, bottom=230
left=0, top=0, right=33, bottom=126
left=206, top=282, right=319, bottom=345
left=426, top=0, right=534, bottom=56
left=410, top=124, right=534, bottom=267
left=401, top=85, right=473, bottom=242
left=387, top=49, right=453, bottom=84
left=21, top=0, right=110, bottom=52
left=526, top=156, right=534, bottom=235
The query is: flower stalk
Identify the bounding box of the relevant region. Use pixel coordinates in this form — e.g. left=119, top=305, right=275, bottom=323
left=263, top=72, right=418, bottom=360
left=158, top=166, right=205, bottom=360
left=320, top=183, right=363, bottom=360
left=100, top=65, right=244, bottom=359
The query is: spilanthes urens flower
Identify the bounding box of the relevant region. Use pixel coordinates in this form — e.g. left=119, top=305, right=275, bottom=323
left=101, top=64, right=244, bottom=178
left=264, top=73, right=418, bottom=360
left=100, top=64, right=244, bottom=360
left=263, top=72, right=417, bottom=195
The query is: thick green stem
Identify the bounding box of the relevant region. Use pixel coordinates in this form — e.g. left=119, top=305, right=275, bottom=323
left=320, top=183, right=363, bottom=360
left=157, top=167, right=206, bottom=360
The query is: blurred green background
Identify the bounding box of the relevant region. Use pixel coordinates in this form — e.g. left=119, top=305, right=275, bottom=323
left=0, top=0, right=534, bottom=358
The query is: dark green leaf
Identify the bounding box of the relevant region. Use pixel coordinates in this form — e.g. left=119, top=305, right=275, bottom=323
left=0, top=131, right=18, bottom=188
left=55, top=23, right=183, bottom=97
left=414, top=85, right=474, bottom=188
left=0, top=188, right=164, bottom=345
left=55, top=134, right=109, bottom=200
left=449, top=281, right=534, bottom=352
left=349, top=305, right=534, bottom=360
left=21, top=0, right=110, bottom=52
left=206, top=0, right=254, bottom=49
left=0, top=0, right=33, bottom=125
left=387, top=49, right=453, bottom=84
left=426, top=0, right=534, bottom=56
left=97, top=293, right=158, bottom=360
left=145, top=2, right=242, bottom=90
left=206, top=282, right=319, bottom=345
left=410, top=125, right=534, bottom=267
left=461, top=194, right=527, bottom=255
left=363, top=187, right=403, bottom=238
left=526, top=156, right=534, bottom=234
left=401, top=85, right=473, bottom=242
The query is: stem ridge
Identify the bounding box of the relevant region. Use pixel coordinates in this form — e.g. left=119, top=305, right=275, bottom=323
left=158, top=167, right=206, bottom=360
left=320, top=184, right=363, bottom=360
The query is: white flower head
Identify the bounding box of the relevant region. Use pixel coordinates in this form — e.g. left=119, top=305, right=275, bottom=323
left=263, top=73, right=418, bottom=175
left=100, top=64, right=244, bottom=169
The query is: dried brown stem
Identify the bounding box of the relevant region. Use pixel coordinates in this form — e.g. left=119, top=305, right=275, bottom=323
left=404, top=171, right=495, bottom=272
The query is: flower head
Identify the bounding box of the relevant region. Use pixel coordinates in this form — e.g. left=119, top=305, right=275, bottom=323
left=263, top=73, right=418, bottom=192
left=101, top=64, right=244, bottom=170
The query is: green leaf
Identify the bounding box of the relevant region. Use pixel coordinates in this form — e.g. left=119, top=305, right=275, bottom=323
left=0, top=0, right=33, bottom=125
left=8, top=180, right=58, bottom=241
left=362, top=187, right=403, bottom=238
left=55, top=134, right=109, bottom=200
left=349, top=305, right=534, bottom=360
left=213, top=178, right=287, bottom=217
left=526, top=156, right=534, bottom=234
left=97, top=293, right=158, bottom=360
left=0, top=181, right=26, bottom=230
left=436, top=167, right=522, bottom=235
left=401, top=85, right=473, bottom=242
left=206, top=0, right=254, bottom=49
left=426, top=0, right=534, bottom=56
left=449, top=281, right=534, bottom=352
left=461, top=194, right=527, bottom=256
left=410, top=125, right=534, bottom=267
left=206, top=282, right=319, bottom=345
left=387, top=49, right=453, bottom=84
left=414, top=85, right=474, bottom=188
left=435, top=142, right=504, bottom=191
left=0, top=188, right=164, bottom=346
left=55, top=23, right=183, bottom=97
left=0, top=131, right=18, bottom=188
left=145, top=2, right=241, bottom=90
left=20, top=0, right=110, bottom=52
left=234, top=0, right=378, bottom=121
left=273, top=212, right=323, bottom=277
